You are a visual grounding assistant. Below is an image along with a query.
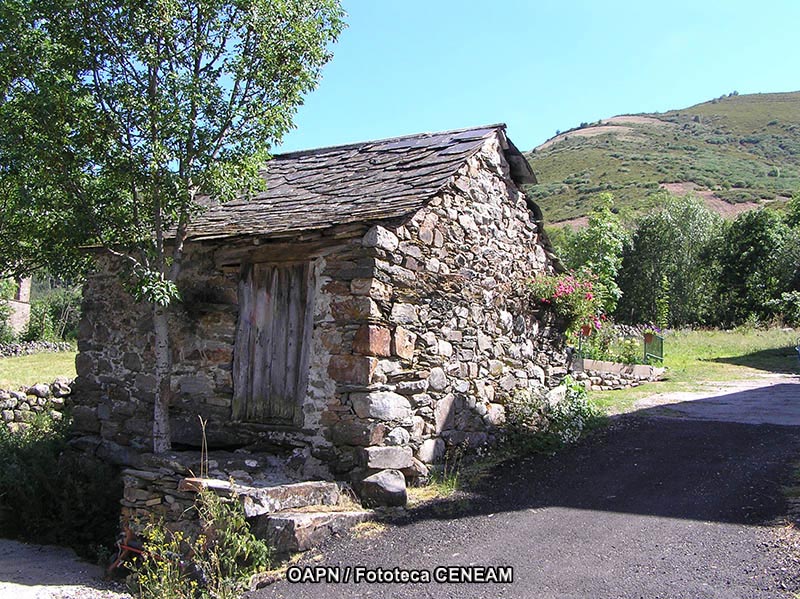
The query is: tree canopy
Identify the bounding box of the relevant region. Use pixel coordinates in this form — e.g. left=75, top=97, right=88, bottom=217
left=0, top=0, right=344, bottom=281
left=0, top=0, right=345, bottom=451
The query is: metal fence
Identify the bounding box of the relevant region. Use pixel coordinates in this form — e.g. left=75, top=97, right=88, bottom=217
left=644, top=333, right=664, bottom=363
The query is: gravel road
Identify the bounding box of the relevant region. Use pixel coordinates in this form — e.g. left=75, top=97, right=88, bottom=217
left=0, top=539, right=130, bottom=599
left=253, top=375, right=800, bottom=599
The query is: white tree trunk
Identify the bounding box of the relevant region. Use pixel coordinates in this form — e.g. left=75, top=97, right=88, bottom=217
left=152, top=305, right=172, bottom=453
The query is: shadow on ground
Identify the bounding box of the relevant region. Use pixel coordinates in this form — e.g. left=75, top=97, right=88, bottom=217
left=708, top=345, right=799, bottom=373
left=396, top=381, right=800, bottom=529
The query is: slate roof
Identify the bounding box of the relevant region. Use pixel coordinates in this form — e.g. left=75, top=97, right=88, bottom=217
left=187, top=124, right=537, bottom=241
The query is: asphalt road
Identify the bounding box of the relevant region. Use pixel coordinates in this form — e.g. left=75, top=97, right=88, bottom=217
left=253, top=376, right=800, bottom=599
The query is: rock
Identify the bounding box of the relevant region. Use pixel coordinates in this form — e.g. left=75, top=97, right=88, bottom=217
left=329, top=421, right=385, bottom=447
left=351, top=391, right=412, bottom=421
left=499, top=373, right=517, bottom=391
left=26, top=383, right=51, bottom=399
left=402, top=458, right=430, bottom=480
left=254, top=510, right=373, bottom=553
left=353, top=325, right=392, bottom=357
left=488, top=360, right=504, bottom=376
left=362, top=225, right=399, bottom=251
left=477, top=332, right=493, bottom=352
left=362, top=446, right=413, bottom=470
left=484, top=403, right=505, bottom=426
left=437, top=340, right=453, bottom=357
left=428, top=367, right=447, bottom=391
left=385, top=427, right=411, bottom=446
left=546, top=385, right=567, bottom=407
left=327, top=355, right=378, bottom=386
left=392, top=327, right=417, bottom=360
left=360, top=469, right=407, bottom=507
left=390, top=303, right=419, bottom=325
left=71, top=405, right=101, bottom=433
left=410, top=393, right=432, bottom=407
left=410, top=416, right=426, bottom=442
left=395, top=379, right=428, bottom=394
left=417, top=438, right=445, bottom=464
left=434, top=394, right=455, bottom=433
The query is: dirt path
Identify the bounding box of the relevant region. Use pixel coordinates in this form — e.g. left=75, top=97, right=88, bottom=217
left=630, top=373, right=800, bottom=425
left=0, top=539, right=130, bottom=599
left=252, top=376, right=800, bottom=598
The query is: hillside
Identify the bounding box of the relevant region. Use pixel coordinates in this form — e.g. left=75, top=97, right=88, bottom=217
left=526, top=91, right=800, bottom=225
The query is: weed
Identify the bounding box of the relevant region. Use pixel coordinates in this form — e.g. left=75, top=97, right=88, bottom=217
left=428, top=444, right=464, bottom=495
left=128, top=488, right=271, bottom=599
left=505, top=376, right=604, bottom=454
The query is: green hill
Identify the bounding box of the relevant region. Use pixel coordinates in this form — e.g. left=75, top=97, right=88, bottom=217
left=526, top=91, right=800, bottom=225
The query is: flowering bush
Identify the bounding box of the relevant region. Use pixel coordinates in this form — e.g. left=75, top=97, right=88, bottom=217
left=527, top=272, right=604, bottom=333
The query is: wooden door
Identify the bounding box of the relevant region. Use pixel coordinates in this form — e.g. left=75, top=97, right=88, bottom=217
left=232, top=262, right=314, bottom=425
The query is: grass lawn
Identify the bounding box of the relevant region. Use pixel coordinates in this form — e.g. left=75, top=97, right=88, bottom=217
left=0, top=351, right=77, bottom=388
left=591, top=327, right=799, bottom=413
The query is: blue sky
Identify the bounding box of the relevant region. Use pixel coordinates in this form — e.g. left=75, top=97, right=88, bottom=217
left=278, top=0, right=800, bottom=154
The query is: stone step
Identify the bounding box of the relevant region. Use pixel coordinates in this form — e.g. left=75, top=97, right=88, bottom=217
left=179, top=478, right=342, bottom=517
left=252, top=509, right=374, bottom=553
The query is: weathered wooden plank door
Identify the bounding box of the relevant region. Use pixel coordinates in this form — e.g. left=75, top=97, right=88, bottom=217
left=232, top=262, right=314, bottom=425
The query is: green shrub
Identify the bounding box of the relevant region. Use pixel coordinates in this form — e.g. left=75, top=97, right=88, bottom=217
left=766, top=291, right=800, bottom=325
left=505, top=377, right=603, bottom=453
left=21, top=285, right=83, bottom=342
left=0, top=412, right=121, bottom=560
left=22, top=299, right=56, bottom=341
left=578, top=322, right=642, bottom=365
left=129, top=488, right=271, bottom=599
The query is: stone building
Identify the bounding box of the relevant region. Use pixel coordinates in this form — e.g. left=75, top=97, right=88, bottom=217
left=72, top=124, right=567, bottom=504
left=7, top=277, right=31, bottom=334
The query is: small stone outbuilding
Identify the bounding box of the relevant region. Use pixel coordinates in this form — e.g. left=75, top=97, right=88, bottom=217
left=7, top=277, right=31, bottom=334
left=72, top=124, right=568, bottom=497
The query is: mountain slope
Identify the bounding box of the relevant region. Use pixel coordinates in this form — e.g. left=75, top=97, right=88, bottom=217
left=526, top=91, right=800, bottom=224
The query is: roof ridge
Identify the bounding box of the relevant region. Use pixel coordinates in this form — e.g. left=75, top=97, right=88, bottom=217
left=273, top=123, right=507, bottom=159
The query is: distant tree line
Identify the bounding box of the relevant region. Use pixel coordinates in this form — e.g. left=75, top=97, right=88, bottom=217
left=550, top=191, right=800, bottom=328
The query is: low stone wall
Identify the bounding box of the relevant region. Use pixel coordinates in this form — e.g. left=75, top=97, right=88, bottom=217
left=0, top=341, right=75, bottom=358
left=115, top=450, right=315, bottom=533
left=573, top=359, right=664, bottom=391
left=0, top=379, right=72, bottom=431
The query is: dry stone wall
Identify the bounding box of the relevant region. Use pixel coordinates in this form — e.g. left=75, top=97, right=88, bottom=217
left=0, top=378, right=72, bottom=432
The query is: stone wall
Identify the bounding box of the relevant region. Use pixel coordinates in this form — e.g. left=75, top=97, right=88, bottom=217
left=72, top=131, right=567, bottom=492
left=0, top=379, right=72, bottom=432
left=573, top=358, right=665, bottom=391
left=0, top=341, right=74, bottom=358
left=318, top=136, right=568, bottom=486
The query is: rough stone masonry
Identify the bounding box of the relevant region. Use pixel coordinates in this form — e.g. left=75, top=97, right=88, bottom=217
left=71, top=125, right=569, bottom=510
